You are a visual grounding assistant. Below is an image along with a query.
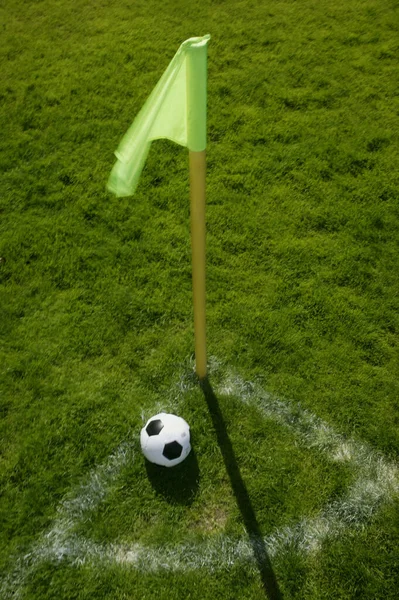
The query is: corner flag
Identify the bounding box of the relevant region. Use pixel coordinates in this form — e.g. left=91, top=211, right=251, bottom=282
left=108, top=35, right=210, bottom=379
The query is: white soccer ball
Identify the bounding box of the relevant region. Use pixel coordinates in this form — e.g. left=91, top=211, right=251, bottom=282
left=140, top=413, right=191, bottom=467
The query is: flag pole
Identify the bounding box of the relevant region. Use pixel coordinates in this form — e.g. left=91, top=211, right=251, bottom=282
left=189, top=149, right=207, bottom=379
left=108, top=34, right=210, bottom=379
left=186, top=36, right=209, bottom=380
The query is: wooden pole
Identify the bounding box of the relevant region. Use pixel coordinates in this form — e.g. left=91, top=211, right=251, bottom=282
left=189, top=149, right=207, bottom=379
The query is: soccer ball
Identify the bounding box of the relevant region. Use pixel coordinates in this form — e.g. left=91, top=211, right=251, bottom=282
left=140, top=413, right=191, bottom=467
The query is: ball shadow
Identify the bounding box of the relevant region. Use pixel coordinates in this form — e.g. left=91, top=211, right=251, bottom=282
left=145, top=446, right=200, bottom=506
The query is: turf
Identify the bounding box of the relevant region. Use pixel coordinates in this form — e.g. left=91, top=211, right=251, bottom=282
left=1, top=0, right=399, bottom=597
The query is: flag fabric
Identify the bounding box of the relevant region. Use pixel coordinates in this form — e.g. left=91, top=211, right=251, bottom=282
left=108, top=34, right=211, bottom=197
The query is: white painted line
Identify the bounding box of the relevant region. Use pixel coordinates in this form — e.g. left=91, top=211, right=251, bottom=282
left=2, top=358, right=398, bottom=597
left=1, top=442, right=135, bottom=599
left=213, top=364, right=399, bottom=554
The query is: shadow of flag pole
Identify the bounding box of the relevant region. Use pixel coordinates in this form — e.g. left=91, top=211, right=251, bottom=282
left=107, top=35, right=210, bottom=379
left=201, top=378, right=283, bottom=599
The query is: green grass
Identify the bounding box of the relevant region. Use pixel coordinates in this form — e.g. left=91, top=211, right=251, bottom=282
left=1, top=0, right=399, bottom=597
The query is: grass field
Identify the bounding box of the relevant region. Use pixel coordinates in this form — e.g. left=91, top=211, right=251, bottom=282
left=1, top=0, right=399, bottom=597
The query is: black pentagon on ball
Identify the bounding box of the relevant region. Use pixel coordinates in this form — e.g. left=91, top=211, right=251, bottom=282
left=146, top=419, right=164, bottom=436
left=163, top=441, right=183, bottom=460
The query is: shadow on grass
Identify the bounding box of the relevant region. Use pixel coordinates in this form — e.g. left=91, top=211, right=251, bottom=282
left=145, top=447, right=200, bottom=506
left=201, top=377, right=283, bottom=600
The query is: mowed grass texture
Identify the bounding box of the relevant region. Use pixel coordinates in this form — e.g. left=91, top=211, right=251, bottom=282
left=1, top=0, right=399, bottom=597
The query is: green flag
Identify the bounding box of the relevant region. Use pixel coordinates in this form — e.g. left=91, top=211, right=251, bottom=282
left=108, top=34, right=211, bottom=197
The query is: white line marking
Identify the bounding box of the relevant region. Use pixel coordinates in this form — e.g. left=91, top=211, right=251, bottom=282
left=1, top=442, right=135, bottom=598
left=2, top=359, right=398, bottom=596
